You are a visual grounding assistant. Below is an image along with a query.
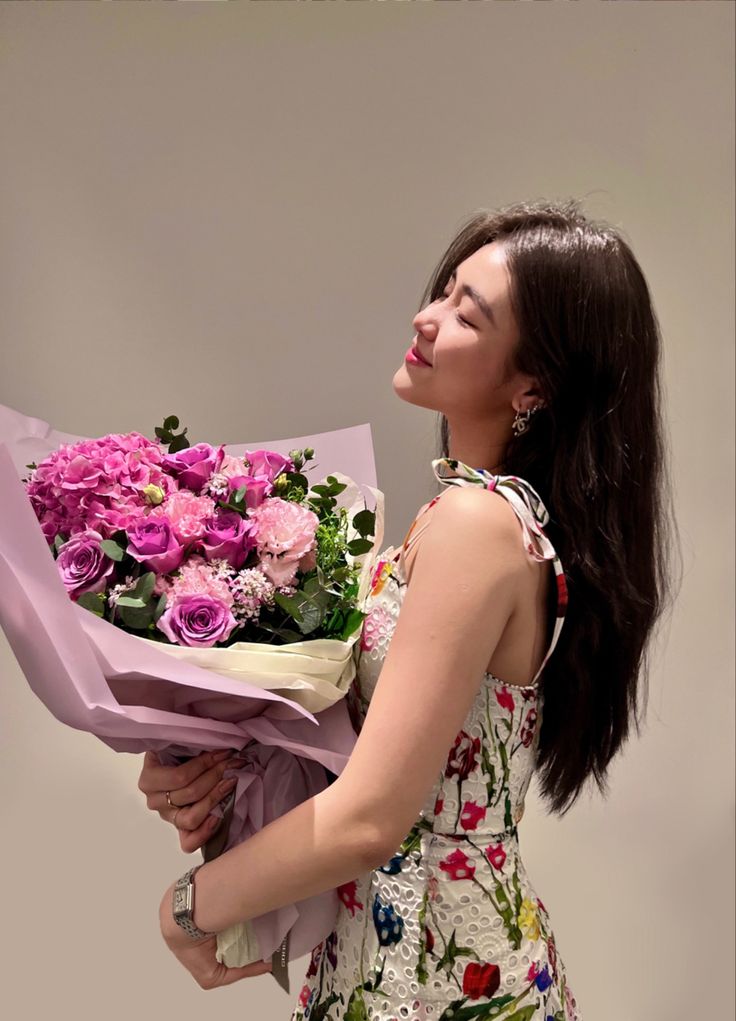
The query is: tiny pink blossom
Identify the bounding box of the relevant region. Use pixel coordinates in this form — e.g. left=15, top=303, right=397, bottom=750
left=165, top=555, right=235, bottom=608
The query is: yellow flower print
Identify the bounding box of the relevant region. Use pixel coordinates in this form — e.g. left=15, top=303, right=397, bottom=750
left=370, top=558, right=394, bottom=597
left=517, top=897, right=541, bottom=941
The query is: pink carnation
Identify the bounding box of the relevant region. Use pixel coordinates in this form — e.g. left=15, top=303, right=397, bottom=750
left=249, top=497, right=319, bottom=587
left=161, top=490, right=216, bottom=543
left=25, top=432, right=177, bottom=542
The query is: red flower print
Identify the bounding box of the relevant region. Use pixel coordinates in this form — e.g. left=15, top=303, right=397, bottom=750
left=462, top=961, right=501, bottom=999
left=547, top=934, right=558, bottom=978
left=484, top=842, right=507, bottom=870
left=424, top=925, right=435, bottom=954
left=556, top=570, right=568, bottom=613
left=439, top=848, right=475, bottom=880
left=536, top=896, right=547, bottom=913
left=434, top=795, right=444, bottom=815
left=460, top=800, right=487, bottom=831
left=494, top=685, right=515, bottom=713
left=298, top=983, right=311, bottom=1007
left=445, top=730, right=481, bottom=780
left=526, top=961, right=540, bottom=983
left=306, top=940, right=323, bottom=977
left=520, top=706, right=538, bottom=747
left=337, top=879, right=364, bottom=917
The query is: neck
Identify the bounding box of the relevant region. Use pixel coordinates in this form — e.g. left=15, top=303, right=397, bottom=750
left=446, top=424, right=509, bottom=475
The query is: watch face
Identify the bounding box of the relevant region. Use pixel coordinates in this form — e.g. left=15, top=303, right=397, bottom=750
left=173, top=888, right=187, bottom=913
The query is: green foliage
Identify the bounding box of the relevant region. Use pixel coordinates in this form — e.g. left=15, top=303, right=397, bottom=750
left=154, top=413, right=190, bottom=453
left=77, top=591, right=106, bottom=617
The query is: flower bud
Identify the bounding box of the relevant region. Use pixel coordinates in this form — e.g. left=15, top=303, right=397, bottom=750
left=143, top=483, right=165, bottom=506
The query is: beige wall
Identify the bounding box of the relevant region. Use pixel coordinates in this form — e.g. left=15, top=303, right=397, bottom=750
left=1, top=3, right=733, bottom=1019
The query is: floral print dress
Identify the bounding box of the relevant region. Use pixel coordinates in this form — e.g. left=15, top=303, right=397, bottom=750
left=289, top=458, right=583, bottom=1021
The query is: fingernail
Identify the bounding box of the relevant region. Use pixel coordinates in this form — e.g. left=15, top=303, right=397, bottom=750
left=220, top=777, right=237, bottom=792
left=213, top=750, right=232, bottom=761
left=226, top=758, right=247, bottom=769
left=206, top=815, right=220, bottom=829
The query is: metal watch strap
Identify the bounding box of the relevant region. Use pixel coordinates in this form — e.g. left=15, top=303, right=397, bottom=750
left=172, top=864, right=215, bottom=940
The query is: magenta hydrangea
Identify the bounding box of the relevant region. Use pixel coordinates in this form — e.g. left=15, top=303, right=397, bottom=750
left=25, top=432, right=179, bottom=542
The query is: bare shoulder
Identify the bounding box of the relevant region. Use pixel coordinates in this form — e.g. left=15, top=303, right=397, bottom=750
left=431, top=484, right=526, bottom=552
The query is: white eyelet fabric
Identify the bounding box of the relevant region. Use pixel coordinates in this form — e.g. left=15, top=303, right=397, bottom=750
left=289, top=461, right=582, bottom=1021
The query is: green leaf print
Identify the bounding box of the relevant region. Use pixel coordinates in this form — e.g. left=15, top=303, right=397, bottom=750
left=417, top=887, right=429, bottom=985
left=344, top=988, right=369, bottom=1021
left=502, top=1008, right=538, bottom=1021
left=308, top=990, right=342, bottom=1021
left=435, top=929, right=477, bottom=981
left=437, top=995, right=516, bottom=1020
left=479, top=720, right=497, bottom=803
left=511, top=866, right=524, bottom=920
left=489, top=871, right=523, bottom=950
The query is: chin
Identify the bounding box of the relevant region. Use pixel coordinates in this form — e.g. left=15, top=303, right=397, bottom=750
left=391, top=367, right=438, bottom=411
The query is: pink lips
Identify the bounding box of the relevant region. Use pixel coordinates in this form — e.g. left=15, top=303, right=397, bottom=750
left=406, top=345, right=432, bottom=367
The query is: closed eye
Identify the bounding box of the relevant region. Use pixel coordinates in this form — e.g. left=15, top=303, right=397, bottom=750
left=435, top=291, right=476, bottom=328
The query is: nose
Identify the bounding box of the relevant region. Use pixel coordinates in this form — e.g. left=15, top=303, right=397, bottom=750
left=412, top=309, right=438, bottom=343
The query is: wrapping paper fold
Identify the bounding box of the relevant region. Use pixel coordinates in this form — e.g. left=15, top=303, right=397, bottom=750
left=0, top=401, right=383, bottom=993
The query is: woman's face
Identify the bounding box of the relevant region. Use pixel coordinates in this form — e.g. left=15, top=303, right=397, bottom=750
left=393, top=242, right=531, bottom=428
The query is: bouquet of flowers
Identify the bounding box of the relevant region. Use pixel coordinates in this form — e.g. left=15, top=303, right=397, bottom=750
left=0, top=402, right=384, bottom=992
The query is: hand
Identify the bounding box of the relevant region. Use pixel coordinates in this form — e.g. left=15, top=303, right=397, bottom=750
left=138, top=748, right=248, bottom=853
left=159, top=882, right=273, bottom=989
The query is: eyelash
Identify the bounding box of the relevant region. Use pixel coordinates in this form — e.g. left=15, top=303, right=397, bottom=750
left=437, top=290, right=474, bottom=328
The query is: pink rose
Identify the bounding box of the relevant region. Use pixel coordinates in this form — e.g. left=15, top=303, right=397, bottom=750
left=225, top=474, right=273, bottom=510
left=126, top=517, right=185, bottom=574
left=243, top=449, right=294, bottom=484
left=56, top=529, right=116, bottom=599
left=163, top=443, right=224, bottom=493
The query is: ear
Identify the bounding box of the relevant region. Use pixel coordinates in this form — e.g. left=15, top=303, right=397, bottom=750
left=515, top=378, right=545, bottom=411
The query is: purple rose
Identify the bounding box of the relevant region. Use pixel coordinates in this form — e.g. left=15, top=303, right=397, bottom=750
left=163, top=443, right=224, bottom=493
left=199, top=509, right=257, bottom=569
left=127, top=516, right=185, bottom=574
left=56, top=529, right=116, bottom=600
left=156, top=594, right=237, bottom=648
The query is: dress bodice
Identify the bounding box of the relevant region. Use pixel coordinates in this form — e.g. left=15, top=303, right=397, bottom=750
left=347, top=457, right=568, bottom=837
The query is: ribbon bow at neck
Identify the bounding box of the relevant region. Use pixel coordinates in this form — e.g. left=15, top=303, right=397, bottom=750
left=430, top=457, right=556, bottom=563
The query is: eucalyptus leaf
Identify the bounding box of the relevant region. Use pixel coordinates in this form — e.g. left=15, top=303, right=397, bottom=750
left=77, top=592, right=106, bottom=617
left=100, top=539, right=125, bottom=561
left=115, top=595, right=147, bottom=609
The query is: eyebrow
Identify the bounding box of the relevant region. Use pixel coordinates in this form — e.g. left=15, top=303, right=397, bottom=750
left=448, top=269, right=497, bottom=327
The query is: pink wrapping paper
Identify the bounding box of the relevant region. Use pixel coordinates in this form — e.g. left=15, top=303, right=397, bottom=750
left=0, top=401, right=378, bottom=990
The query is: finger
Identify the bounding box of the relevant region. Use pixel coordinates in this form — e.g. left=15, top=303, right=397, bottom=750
left=179, top=812, right=224, bottom=855
left=138, top=747, right=234, bottom=797
left=169, top=772, right=240, bottom=839
left=207, top=958, right=274, bottom=988
left=164, top=755, right=246, bottom=811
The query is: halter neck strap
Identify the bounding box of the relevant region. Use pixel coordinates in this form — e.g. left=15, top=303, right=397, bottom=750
left=431, top=457, right=557, bottom=564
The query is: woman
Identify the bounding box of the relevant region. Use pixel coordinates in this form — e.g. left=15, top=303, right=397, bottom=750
left=139, top=199, right=680, bottom=1018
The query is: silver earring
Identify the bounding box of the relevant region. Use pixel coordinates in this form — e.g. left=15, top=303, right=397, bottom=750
left=512, top=404, right=542, bottom=437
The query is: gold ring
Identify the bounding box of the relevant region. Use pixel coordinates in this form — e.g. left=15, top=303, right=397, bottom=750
left=165, top=790, right=174, bottom=808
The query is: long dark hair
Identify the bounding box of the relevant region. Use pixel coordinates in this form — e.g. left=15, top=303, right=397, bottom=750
left=420, top=199, right=682, bottom=816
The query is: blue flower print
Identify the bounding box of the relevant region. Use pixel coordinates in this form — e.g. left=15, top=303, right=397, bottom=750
left=372, top=892, right=404, bottom=947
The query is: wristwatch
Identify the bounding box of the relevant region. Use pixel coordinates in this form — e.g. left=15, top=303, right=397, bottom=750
left=172, top=864, right=216, bottom=940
